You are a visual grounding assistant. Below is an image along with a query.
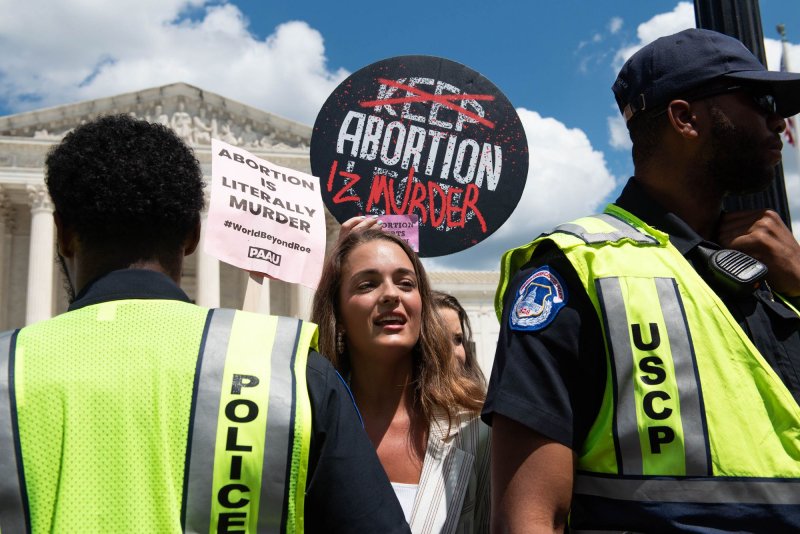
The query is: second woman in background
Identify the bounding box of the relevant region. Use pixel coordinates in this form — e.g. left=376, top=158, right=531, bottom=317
left=432, top=290, right=487, bottom=391
left=312, top=229, right=490, bottom=533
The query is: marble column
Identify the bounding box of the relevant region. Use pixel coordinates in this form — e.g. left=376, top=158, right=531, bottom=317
left=242, top=273, right=270, bottom=314
left=293, top=284, right=314, bottom=320
left=0, top=187, right=11, bottom=327
left=26, top=185, right=55, bottom=325
left=195, top=201, right=221, bottom=308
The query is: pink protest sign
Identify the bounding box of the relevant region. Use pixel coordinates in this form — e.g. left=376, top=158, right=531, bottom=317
left=377, top=214, right=419, bottom=252
left=205, top=139, right=326, bottom=289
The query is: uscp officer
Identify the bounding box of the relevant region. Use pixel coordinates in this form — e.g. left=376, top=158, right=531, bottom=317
left=484, top=29, right=800, bottom=532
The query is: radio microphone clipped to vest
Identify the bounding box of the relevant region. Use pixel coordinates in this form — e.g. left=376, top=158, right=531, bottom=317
left=695, top=245, right=768, bottom=295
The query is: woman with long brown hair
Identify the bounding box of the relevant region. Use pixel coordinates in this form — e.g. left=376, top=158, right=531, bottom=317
left=312, top=228, right=490, bottom=533
left=432, top=290, right=487, bottom=392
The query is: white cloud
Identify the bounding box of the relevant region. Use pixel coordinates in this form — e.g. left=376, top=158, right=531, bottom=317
left=0, top=0, right=348, bottom=124
left=612, top=1, right=694, bottom=70
left=426, top=109, right=618, bottom=270
left=608, top=113, right=632, bottom=150
left=609, top=17, right=624, bottom=35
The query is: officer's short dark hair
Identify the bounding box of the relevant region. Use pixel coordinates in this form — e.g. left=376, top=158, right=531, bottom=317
left=46, top=114, right=204, bottom=269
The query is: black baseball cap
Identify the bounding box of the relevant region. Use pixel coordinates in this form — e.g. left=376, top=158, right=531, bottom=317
left=613, top=28, right=800, bottom=122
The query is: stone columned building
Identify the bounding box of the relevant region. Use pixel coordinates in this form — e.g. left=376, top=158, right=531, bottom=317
left=0, top=82, right=500, bottom=373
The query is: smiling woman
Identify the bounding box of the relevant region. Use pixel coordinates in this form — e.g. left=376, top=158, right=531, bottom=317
left=311, top=228, right=490, bottom=533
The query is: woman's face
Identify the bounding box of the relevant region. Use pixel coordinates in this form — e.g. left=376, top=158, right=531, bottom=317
left=439, top=307, right=466, bottom=366
left=338, top=240, right=422, bottom=362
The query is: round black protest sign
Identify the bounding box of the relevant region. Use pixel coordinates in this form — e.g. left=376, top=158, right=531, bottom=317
left=311, top=55, right=528, bottom=257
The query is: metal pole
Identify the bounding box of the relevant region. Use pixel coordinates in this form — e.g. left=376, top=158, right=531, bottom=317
left=694, top=0, right=793, bottom=229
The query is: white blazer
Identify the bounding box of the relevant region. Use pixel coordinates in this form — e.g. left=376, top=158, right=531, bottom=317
left=408, top=407, right=491, bottom=534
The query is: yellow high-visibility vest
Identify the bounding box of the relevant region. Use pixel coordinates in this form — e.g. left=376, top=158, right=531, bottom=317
left=0, top=301, right=317, bottom=533
left=497, top=204, right=800, bottom=530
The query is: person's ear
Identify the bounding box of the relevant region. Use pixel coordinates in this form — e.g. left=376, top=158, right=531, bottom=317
left=54, top=212, right=77, bottom=258
left=183, top=217, right=201, bottom=256
left=666, top=100, right=700, bottom=140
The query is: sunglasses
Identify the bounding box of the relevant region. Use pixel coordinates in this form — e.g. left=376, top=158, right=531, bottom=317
left=647, top=85, right=778, bottom=119
left=687, top=85, right=777, bottom=115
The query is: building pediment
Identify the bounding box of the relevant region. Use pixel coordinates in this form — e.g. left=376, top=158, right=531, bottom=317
left=0, top=82, right=311, bottom=151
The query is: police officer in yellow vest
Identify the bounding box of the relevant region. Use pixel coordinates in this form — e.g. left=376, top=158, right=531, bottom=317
left=483, top=29, right=800, bottom=532
left=0, top=115, right=409, bottom=533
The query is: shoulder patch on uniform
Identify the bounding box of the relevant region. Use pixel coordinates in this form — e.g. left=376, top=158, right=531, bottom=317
left=509, top=266, right=568, bottom=332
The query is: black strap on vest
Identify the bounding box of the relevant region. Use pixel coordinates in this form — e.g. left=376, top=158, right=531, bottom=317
left=0, top=329, right=29, bottom=533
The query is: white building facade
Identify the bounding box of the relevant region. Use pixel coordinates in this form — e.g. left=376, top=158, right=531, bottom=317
left=0, top=83, right=500, bottom=372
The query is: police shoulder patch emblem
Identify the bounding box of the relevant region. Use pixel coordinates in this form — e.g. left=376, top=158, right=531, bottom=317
left=510, top=265, right=568, bottom=331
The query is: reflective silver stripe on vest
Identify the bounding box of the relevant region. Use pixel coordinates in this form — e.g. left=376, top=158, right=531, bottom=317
left=258, top=316, right=301, bottom=532
left=0, top=330, right=28, bottom=533
left=654, top=278, right=709, bottom=476
left=554, top=213, right=658, bottom=245
left=184, top=308, right=235, bottom=534
left=596, top=277, right=642, bottom=474
left=574, top=473, right=800, bottom=505
left=596, top=277, right=709, bottom=476
left=184, top=311, right=306, bottom=533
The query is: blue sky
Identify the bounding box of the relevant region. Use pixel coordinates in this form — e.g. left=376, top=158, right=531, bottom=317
left=1, top=0, right=798, bottom=269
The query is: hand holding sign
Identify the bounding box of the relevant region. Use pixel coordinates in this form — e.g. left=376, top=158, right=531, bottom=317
left=336, top=215, right=384, bottom=245
left=337, top=214, right=420, bottom=252
left=311, top=55, right=528, bottom=257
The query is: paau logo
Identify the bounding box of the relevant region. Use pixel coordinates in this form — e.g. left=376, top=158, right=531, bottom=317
left=248, top=246, right=281, bottom=266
